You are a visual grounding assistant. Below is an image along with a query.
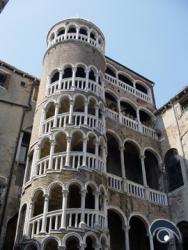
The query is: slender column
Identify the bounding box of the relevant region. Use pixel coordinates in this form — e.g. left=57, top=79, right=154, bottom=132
left=80, top=243, right=86, bottom=250
left=120, top=145, right=126, bottom=192
left=104, top=194, right=108, bottom=229
left=48, top=140, right=55, bottom=170
left=58, top=70, right=63, bottom=90
left=84, top=100, right=88, bottom=126
left=41, top=194, right=49, bottom=233
left=137, top=109, right=142, bottom=133
left=60, top=190, right=68, bottom=229
left=68, top=100, right=74, bottom=124
left=76, top=26, right=79, bottom=39
left=65, top=137, right=71, bottom=167
left=25, top=201, right=33, bottom=236
left=103, top=146, right=107, bottom=173
left=94, top=191, right=100, bottom=227
left=80, top=190, right=86, bottom=223
left=23, top=156, right=30, bottom=184
left=31, top=145, right=39, bottom=178
left=95, top=140, right=99, bottom=170
left=148, top=233, right=154, bottom=250
left=95, top=104, right=99, bottom=126
left=140, top=154, right=149, bottom=199
left=85, top=68, right=89, bottom=90
left=123, top=226, right=130, bottom=250
left=72, top=66, right=76, bottom=89
left=82, top=137, right=87, bottom=167
left=53, top=103, right=59, bottom=128
left=96, top=73, right=99, bottom=96
left=39, top=109, right=45, bottom=135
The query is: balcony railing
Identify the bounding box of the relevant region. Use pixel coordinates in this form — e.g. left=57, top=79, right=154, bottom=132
left=42, top=112, right=104, bottom=135
left=29, top=208, right=105, bottom=237
left=105, top=74, right=152, bottom=104
left=47, top=77, right=104, bottom=100
left=107, top=173, right=168, bottom=206
left=106, top=109, right=158, bottom=140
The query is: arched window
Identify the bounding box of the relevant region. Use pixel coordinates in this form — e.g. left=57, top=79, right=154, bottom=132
left=89, top=69, right=96, bottom=81
left=99, top=187, right=105, bottom=210
left=67, top=26, right=76, bottom=33
left=66, top=236, right=80, bottom=250
left=50, top=71, right=59, bottom=84
left=165, top=149, right=184, bottom=192
left=45, top=102, right=55, bottom=119
left=85, top=236, right=95, bottom=250
left=87, top=134, right=96, bottom=154
left=108, top=210, right=125, bottom=250
left=85, top=185, right=95, bottom=209
left=49, top=33, right=55, bottom=41
left=32, top=190, right=44, bottom=217
left=76, top=66, right=86, bottom=78
left=105, top=92, right=118, bottom=112
left=105, top=66, right=116, bottom=77
left=48, top=185, right=62, bottom=211
left=120, top=101, right=137, bottom=120
left=118, top=73, right=133, bottom=87
left=39, top=138, right=50, bottom=159
left=144, top=150, right=160, bottom=190
left=136, top=82, right=148, bottom=94
left=129, top=217, right=150, bottom=250
left=124, top=141, right=143, bottom=184
left=71, top=131, right=83, bottom=152
left=54, top=132, right=67, bottom=154
left=88, top=98, right=96, bottom=116
left=58, top=96, right=70, bottom=114
left=57, top=28, right=65, bottom=36
left=44, top=239, right=58, bottom=250
left=90, top=31, right=96, bottom=40
left=106, top=133, right=121, bottom=177
left=79, top=27, right=88, bottom=36
left=68, top=184, right=81, bottom=208
left=63, top=66, right=72, bottom=79
left=99, top=138, right=105, bottom=159
left=73, top=96, right=84, bottom=112
left=139, top=109, right=153, bottom=127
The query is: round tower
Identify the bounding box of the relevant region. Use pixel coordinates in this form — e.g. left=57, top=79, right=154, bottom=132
left=16, top=18, right=108, bottom=250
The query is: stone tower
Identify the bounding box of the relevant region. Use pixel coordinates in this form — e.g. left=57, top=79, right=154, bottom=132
left=15, top=18, right=182, bottom=250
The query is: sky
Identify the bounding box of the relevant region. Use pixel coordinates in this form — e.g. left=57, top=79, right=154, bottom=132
left=0, top=0, right=188, bottom=107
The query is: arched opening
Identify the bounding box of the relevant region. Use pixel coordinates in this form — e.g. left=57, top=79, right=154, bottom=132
left=85, top=236, right=95, bottom=250
left=67, top=26, right=76, bottom=33
left=139, top=109, right=153, bottom=127
left=58, top=96, right=70, bottom=114
left=88, top=98, right=96, bottom=116
left=44, top=239, right=58, bottom=250
left=57, top=27, right=65, bottom=36
left=90, top=31, right=96, bottom=40
left=87, top=134, right=96, bottom=154
left=79, top=27, right=88, bottom=36
left=129, top=216, right=150, bottom=250
left=178, top=221, right=188, bottom=250
left=66, top=236, right=80, bottom=250
left=73, top=95, right=84, bottom=112
left=39, top=138, right=50, bottom=159
left=85, top=185, right=95, bottom=209
left=105, top=66, right=116, bottom=78
left=71, top=131, right=83, bottom=152
left=118, top=73, right=133, bottom=87
left=120, top=101, right=137, bottom=120
left=105, top=92, right=118, bottom=112
left=124, top=141, right=143, bottom=184
left=32, top=190, right=44, bottom=217
left=49, top=33, right=55, bottom=41
left=144, top=150, right=160, bottom=190
left=165, top=149, right=184, bottom=192
left=89, top=69, right=96, bottom=81
left=98, top=75, right=102, bottom=85
left=67, top=184, right=81, bottom=208
left=99, top=187, right=105, bottom=211
left=48, top=185, right=62, bottom=211
left=63, top=66, right=73, bottom=79
left=17, top=204, right=27, bottom=242
left=54, top=133, right=67, bottom=153
left=108, top=210, right=125, bottom=250
left=99, top=138, right=105, bottom=159
left=107, top=133, right=121, bottom=177
left=45, top=102, right=55, bottom=119
left=99, top=103, right=104, bottom=119
left=3, top=214, right=18, bottom=250
left=50, top=71, right=59, bottom=84
left=136, top=82, right=148, bottom=94
left=25, top=151, right=33, bottom=182
left=76, top=66, right=86, bottom=78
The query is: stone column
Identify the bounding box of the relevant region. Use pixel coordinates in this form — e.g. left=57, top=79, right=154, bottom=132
left=31, top=145, right=39, bottom=178
left=80, top=243, right=86, bottom=250
left=65, top=137, right=71, bottom=167
left=148, top=232, right=154, bottom=250
left=58, top=70, right=63, bottom=90
left=60, top=190, right=68, bottom=229
left=41, top=194, right=49, bottom=233
left=68, top=100, right=74, bottom=125
left=104, top=194, right=108, bottom=229
left=123, top=226, right=130, bottom=250
left=82, top=137, right=87, bottom=168
left=94, top=191, right=100, bottom=227
left=140, top=154, right=149, bottom=200
left=76, top=26, right=79, bottom=39
left=84, top=100, right=88, bottom=126
left=137, top=109, right=142, bottom=133
left=80, top=190, right=86, bottom=224
left=25, top=201, right=33, bottom=236
left=53, top=102, right=59, bottom=128
left=95, top=140, right=99, bottom=170
left=48, top=140, right=55, bottom=170
left=39, top=109, right=45, bottom=135
left=72, top=66, right=76, bottom=89
left=85, top=68, right=90, bottom=90
left=120, top=145, right=126, bottom=192
left=95, top=104, right=99, bottom=128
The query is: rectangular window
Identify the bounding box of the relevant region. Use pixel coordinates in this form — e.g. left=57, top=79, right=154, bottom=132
left=19, top=132, right=31, bottom=163
left=180, top=98, right=188, bottom=113
left=0, top=72, right=7, bottom=87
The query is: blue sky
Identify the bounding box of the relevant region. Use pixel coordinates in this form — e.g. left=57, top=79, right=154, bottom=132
left=0, top=0, right=188, bottom=107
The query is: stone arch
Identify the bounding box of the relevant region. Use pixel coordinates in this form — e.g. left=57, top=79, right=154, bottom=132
left=71, top=130, right=84, bottom=152
left=105, top=90, right=119, bottom=112
left=79, top=26, right=88, bottom=36
left=135, top=80, right=149, bottom=94
left=73, top=94, right=85, bottom=112
left=120, top=98, right=137, bottom=119
left=39, top=137, right=51, bottom=159
left=45, top=101, right=55, bottom=119
left=75, top=63, right=87, bottom=78
left=58, top=95, right=70, bottom=114
left=86, top=131, right=97, bottom=154
left=50, top=69, right=60, bottom=84
left=85, top=181, right=98, bottom=209
left=16, top=203, right=27, bottom=242
left=90, top=29, right=97, bottom=41
left=138, top=106, right=155, bottom=127
left=42, top=236, right=60, bottom=250
left=54, top=131, right=67, bottom=153
left=105, top=64, right=117, bottom=78
left=32, top=189, right=44, bottom=217
left=67, top=182, right=82, bottom=208
left=48, top=183, right=63, bottom=212
left=117, top=71, right=134, bottom=87
left=83, top=231, right=99, bottom=250
left=67, top=24, right=77, bottom=33
left=62, top=232, right=82, bottom=249
left=57, top=26, right=66, bottom=36
left=88, top=96, right=97, bottom=115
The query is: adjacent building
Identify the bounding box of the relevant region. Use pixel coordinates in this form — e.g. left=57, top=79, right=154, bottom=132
left=0, top=0, right=9, bottom=13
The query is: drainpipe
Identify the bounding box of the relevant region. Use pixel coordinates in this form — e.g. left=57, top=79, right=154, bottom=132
left=0, top=81, right=35, bottom=247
